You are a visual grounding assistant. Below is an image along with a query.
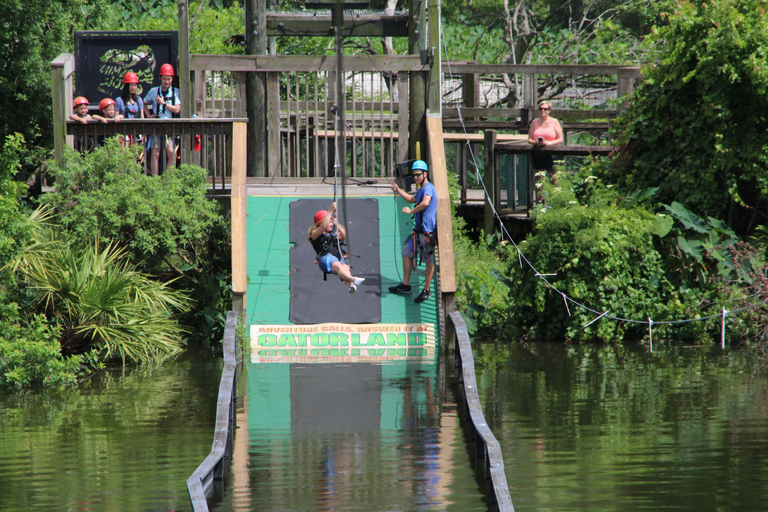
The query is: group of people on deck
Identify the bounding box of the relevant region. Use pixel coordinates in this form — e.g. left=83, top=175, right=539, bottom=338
left=309, top=160, right=437, bottom=304
left=68, top=63, right=181, bottom=175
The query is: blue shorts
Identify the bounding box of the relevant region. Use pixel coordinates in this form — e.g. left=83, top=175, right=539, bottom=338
left=317, top=254, right=342, bottom=274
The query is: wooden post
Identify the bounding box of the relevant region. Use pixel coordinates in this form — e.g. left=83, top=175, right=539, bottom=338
left=522, top=71, right=535, bottom=130
left=51, top=53, right=75, bottom=165
left=397, top=70, right=410, bottom=162
left=246, top=0, right=268, bottom=177
left=527, top=148, right=535, bottom=210
left=231, top=122, right=248, bottom=319
left=483, top=129, right=496, bottom=235
left=266, top=72, right=280, bottom=176
left=178, top=0, right=192, bottom=165
left=617, top=66, right=640, bottom=108
left=427, top=116, right=456, bottom=331
left=427, top=0, right=441, bottom=116
left=409, top=0, right=427, bottom=159
left=462, top=68, right=479, bottom=120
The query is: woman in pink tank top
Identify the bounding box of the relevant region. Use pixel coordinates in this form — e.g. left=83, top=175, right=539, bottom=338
left=527, top=100, right=563, bottom=203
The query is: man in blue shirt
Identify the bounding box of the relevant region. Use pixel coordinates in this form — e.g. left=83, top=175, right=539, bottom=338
left=388, top=160, right=438, bottom=304
left=143, top=63, right=181, bottom=176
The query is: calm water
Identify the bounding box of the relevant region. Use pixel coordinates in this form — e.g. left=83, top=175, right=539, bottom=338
left=0, top=350, right=222, bottom=512
left=472, top=342, right=768, bottom=512
left=2, top=343, right=767, bottom=512
left=209, top=360, right=489, bottom=511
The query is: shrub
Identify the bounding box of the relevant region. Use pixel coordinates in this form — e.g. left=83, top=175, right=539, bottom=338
left=0, top=302, right=83, bottom=389
left=44, top=139, right=230, bottom=344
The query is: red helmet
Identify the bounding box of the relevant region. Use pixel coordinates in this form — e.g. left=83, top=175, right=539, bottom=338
left=99, top=98, right=116, bottom=111
left=73, top=96, right=89, bottom=108
left=314, top=210, right=328, bottom=225
left=159, top=63, right=175, bottom=76
left=123, top=72, right=139, bottom=84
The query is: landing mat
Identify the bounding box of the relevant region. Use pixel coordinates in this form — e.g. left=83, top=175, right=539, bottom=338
left=289, top=198, right=381, bottom=324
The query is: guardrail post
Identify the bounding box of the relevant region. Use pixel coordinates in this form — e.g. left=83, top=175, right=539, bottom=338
left=483, top=129, right=497, bottom=235
left=51, top=53, right=75, bottom=166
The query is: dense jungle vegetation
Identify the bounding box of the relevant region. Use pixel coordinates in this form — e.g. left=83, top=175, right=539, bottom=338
left=1, top=0, right=767, bottom=389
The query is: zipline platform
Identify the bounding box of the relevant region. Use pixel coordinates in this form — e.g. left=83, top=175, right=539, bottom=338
left=246, top=188, right=440, bottom=363
left=237, top=191, right=450, bottom=510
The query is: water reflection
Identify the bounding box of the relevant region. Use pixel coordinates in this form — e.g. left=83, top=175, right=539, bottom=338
left=212, top=361, right=489, bottom=512
left=473, top=342, right=768, bottom=512
left=0, top=350, right=221, bottom=512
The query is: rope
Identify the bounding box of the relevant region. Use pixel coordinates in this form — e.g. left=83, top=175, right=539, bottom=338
left=438, top=30, right=768, bottom=338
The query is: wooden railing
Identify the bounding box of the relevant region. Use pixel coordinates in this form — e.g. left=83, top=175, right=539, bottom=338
left=441, top=63, right=641, bottom=128
left=447, top=311, right=514, bottom=512
left=65, top=119, right=247, bottom=190
left=190, top=54, right=421, bottom=178
left=187, top=311, right=240, bottom=512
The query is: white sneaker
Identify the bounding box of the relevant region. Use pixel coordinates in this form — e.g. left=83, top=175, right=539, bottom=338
left=348, top=284, right=357, bottom=294
left=353, top=277, right=365, bottom=286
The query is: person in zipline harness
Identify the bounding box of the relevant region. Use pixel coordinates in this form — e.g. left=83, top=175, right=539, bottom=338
left=388, top=160, right=437, bottom=304
left=143, top=63, right=180, bottom=176
left=308, top=202, right=365, bottom=294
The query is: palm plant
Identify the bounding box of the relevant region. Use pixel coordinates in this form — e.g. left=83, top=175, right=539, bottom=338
left=8, top=206, right=192, bottom=364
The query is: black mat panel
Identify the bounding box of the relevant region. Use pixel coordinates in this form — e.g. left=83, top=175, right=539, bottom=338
left=289, top=198, right=381, bottom=324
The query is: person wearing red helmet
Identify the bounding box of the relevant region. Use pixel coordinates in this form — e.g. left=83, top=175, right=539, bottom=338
left=69, top=97, right=93, bottom=124
left=93, top=98, right=123, bottom=123
left=115, top=71, right=144, bottom=120
left=69, top=97, right=96, bottom=152
left=308, top=201, right=365, bottom=294
left=143, top=63, right=181, bottom=176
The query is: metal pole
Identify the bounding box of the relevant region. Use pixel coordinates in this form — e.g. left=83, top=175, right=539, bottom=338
left=334, top=0, right=352, bottom=258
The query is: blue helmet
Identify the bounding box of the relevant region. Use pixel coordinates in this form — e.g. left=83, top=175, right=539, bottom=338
left=412, top=160, right=428, bottom=173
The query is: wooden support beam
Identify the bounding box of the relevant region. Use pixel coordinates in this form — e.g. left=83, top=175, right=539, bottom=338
left=190, top=54, right=425, bottom=73
left=495, top=142, right=615, bottom=157
left=267, top=13, right=409, bottom=37
left=484, top=129, right=496, bottom=236
left=427, top=115, right=456, bottom=294
left=231, top=121, right=248, bottom=317
left=51, top=53, right=75, bottom=165
left=442, top=63, right=642, bottom=76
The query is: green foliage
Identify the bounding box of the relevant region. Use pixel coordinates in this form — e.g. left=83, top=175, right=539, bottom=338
left=455, top=235, right=513, bottom=336
left=658, top=201, right=764, bottom=287
left=714, top=243, right=768, bottom=349
left=0, top=134, right=33, bottom=268
left=9, top=218, right=192, bottom=363
left=0, top=0, right=112, bottom=150
left=502, top=172, right=718, bottom=342
left=608, top=0, right=768, bottom=235
left=0, top=301, right=85, bottom=390
left=43, top=139, right=230, bottom=345
left=95, top=0, right=245, bottom=55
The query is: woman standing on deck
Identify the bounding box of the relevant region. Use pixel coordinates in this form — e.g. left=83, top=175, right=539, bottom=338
left=528, top=100, right=564, bottom=203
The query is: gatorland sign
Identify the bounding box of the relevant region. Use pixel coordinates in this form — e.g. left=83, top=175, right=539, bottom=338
left=251, top=323, right=436, bottom=363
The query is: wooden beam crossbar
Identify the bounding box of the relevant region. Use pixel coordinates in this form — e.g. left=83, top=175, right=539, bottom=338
left=190, top=54, right=425, bottom=73
left=267, top=13, right=409, bottom=37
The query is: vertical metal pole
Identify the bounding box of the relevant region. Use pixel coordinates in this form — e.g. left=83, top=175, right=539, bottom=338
left=334, top=0, right=351, bottom=258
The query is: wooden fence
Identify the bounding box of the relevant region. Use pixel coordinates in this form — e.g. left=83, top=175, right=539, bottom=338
left=189, top=54, right=423, bottom=178
left=187, top=311, right=240, bottom=511
left=448, top=311, right=514, bottom=512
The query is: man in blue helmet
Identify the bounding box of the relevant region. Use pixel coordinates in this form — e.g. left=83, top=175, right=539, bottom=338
left=388, top=160, right=437, bottom=303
